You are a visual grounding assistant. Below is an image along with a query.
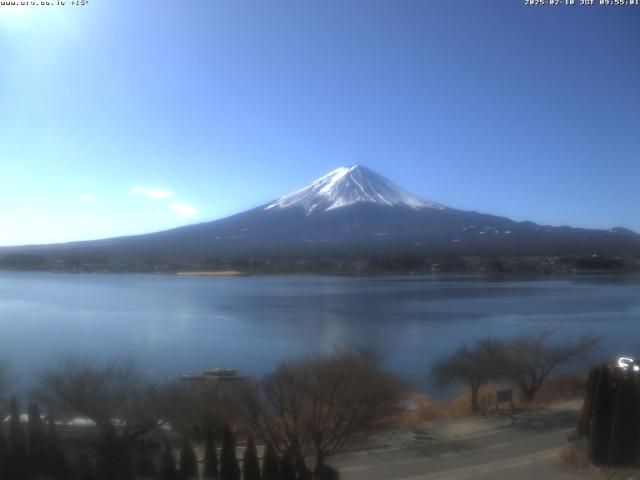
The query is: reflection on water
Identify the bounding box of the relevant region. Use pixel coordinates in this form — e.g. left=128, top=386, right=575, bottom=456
left=0, top=272, right=638, bottom=390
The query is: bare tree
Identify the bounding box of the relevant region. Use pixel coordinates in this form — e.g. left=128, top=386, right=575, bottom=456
left=35, top=354, right=172, bottom=480
left=504, top=329, right=600, bottom=402
left=431, top=339, right=507, bottom=413
left=160, top=379, right=238, bottom=441
left=240, top=349, right=404, bottom=478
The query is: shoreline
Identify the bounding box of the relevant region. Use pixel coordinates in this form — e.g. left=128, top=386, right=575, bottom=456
left=0, top=269, right=639, bottom=280
left=176, top=271, right=250, bottom=277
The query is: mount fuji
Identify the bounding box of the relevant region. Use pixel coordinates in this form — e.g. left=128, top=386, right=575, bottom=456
left=264, top=165, right=444, bottom=214
left=2, top=165, right=639, bottom=263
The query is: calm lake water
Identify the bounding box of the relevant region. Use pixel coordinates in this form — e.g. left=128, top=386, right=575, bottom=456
left=1, top=272, right=639, bottom=391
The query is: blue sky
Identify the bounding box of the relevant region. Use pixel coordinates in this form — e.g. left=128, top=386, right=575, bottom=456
left=0, top=1, right=638, bottom=246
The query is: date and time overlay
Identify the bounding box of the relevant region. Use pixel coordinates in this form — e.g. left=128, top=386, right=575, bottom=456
left=0, top=0, right=88, bottom=8
left=1, top=0, right=640, bottom=10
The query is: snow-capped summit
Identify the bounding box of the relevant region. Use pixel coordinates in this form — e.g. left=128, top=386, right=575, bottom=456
left=265, top=165, right=444, bottom=215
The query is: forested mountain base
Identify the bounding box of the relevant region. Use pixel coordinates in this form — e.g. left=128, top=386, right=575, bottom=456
left=1, top=253, right=638, bottom=275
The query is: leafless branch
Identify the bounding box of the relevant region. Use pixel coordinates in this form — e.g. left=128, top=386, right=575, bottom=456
left=240, top=350, right=404, bottom=476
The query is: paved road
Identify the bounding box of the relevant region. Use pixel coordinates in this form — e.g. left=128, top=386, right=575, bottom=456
left=331, top=420, right=586, bottom=480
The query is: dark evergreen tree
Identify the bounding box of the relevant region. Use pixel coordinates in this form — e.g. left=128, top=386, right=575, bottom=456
left=0, top=419, right=10, bottom=480
left=317, top=465, right=340, bottom=480
left=630, top=373, right=640, bottom=462
left=220, top=424, right=240, bottom=480
left=587, top=365, right=613, bottom=464
left=135, top=441, right=159, bottom=480
left=8, top=398, right=31, bottom=480
left=179, top=437, right=198, bottom=480
left=75, top=452, right=97, bottom=480
left=580, top=364, right=640, bottom=466
left=95, top=434, right=135, bottom=480
left=609, top=370, right=640, bottom=465
left=46, top=413, right=70, bottom=480
left=160, top=443, right=179, bottom=480
left=28, top=402, right=48, bottom=477
left=202, top=433, right=219, bottom=480
left=278, top=454, right=296, bottom=480
left=579, top=367, right=599, bottom=437
left=243, top=437, right=260, bottom=480
left=261, top=444, right=279, bottom=480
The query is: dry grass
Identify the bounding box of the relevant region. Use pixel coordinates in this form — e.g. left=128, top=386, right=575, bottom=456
left=558, top=443, right=592, bottom=471
left=397, top=374, right=587, bottom=427
left=556, top=442, right=640, bottom=479
left=532, top=373, right=587, bottom=406
left=426, top=389, right=480, bottom=419
left=397, top=385, right=514, bottom=425
left=396, top=392, right=432, bottom=426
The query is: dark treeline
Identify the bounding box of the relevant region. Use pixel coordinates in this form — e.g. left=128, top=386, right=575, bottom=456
left=0, top=332, right=602, bottom=479
left=0, top=399, right=247, bottom=480
left=1, top=252, right=638, bottom=275
left=0, top=399, right=70, bottom=480
left=0, top=350, right=396, bottom=480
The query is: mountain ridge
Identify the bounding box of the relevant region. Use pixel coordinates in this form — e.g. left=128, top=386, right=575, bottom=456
left=0, top=166, right=639, bottom=265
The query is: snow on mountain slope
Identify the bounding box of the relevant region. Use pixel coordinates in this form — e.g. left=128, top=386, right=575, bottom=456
left=2, top=165, right=639, bottom=261
left=265, top=165, right=444, bottom=215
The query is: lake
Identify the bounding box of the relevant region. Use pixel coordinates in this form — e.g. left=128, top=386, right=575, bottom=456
left=1, top=272, right=639, bottom=392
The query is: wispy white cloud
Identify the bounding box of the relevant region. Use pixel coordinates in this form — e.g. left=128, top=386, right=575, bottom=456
left=80, top=193, right=94, bottom=201
left=132, top=186, right=173, bottom=199
left=170, top=203, right=198, bottom=218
